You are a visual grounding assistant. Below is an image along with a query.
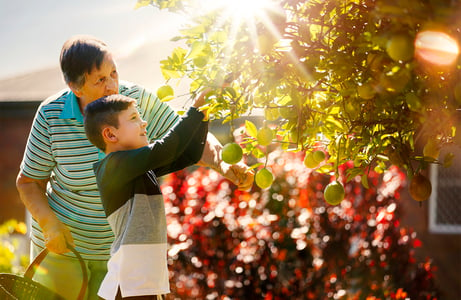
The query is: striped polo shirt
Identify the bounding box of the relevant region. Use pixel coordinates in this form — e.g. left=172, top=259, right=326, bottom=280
left=20, top=81, right=179, bottom=260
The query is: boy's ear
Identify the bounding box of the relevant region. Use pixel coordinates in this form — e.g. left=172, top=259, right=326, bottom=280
left=102, top=126, right=118, bottom=143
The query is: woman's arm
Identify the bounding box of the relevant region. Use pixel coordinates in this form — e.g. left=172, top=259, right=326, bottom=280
left=16, top=172, right=73, bottom=253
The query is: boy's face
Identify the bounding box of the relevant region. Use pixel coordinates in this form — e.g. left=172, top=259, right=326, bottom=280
left=112, top=104, right=148, bottom=150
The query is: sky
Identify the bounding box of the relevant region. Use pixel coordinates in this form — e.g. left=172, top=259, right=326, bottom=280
left=0, top=0, right=185, bottom=80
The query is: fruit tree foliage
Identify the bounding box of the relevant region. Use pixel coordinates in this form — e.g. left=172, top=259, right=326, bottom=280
left=136, top=0, right=461, bottom=187
left=161, top=151, right=439, bottom=299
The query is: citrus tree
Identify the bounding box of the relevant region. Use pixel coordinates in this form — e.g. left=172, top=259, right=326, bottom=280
left=137, top=0, right=461, bottom=202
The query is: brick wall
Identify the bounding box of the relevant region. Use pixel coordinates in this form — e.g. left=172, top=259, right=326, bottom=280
left=0, top=101, right=39, bottom=223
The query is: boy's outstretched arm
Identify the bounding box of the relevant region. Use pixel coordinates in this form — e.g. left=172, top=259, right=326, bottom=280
left=192, top=88, right=254, bottom=191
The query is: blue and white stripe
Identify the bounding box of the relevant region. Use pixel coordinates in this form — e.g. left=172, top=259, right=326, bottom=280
left=20, top=81, right=179, bottom=260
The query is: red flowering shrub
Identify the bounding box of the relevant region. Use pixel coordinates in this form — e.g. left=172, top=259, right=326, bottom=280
left=162, top=150, right=439, bottom=299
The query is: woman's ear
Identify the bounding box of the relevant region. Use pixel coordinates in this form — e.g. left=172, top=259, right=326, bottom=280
left=102, top=126, right=117, bottom=144
left=69, top=82, right=83, bottom=98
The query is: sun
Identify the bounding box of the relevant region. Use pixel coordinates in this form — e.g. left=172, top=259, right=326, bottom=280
left=193, top=0, right=286, bottom=58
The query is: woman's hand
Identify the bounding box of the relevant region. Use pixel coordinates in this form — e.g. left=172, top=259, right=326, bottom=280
left=42, top=218, right=74, bottom=253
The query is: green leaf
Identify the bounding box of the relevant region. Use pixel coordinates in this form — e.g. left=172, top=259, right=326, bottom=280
left=248, top=162, right=264, bottom=170
left=171, top=47, right=187, bottom=64
left=245, top=120, right=258, bottom=138
left=157, top=85, right=174, bottom=101
left=160, top=68, right=181, bottom=80
left=186, top=41, right=207, bottom=60
left=252, top=147, right=266, bottom=158
left=209, top=30, right=227, bottom=44
left=277, top=95, right=293, bottom=106
left=134, top=0, right=152, bottom=9
left=325, top=116, right=344, bottom=131
left=345, top=167, right=363, bottom=182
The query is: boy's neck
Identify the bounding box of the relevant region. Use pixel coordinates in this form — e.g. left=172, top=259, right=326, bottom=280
left=105, top=144, right=142, bottom=154
left=104, top=144, right=120, bottom=155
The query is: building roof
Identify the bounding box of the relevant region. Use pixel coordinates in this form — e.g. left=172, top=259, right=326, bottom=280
left=0, top=41, right=189, bottom=110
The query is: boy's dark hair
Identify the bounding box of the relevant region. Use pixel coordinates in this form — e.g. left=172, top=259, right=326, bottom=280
left=60, top=35, right=108, bottom=87
left=84, top=94, right=137, bottom=151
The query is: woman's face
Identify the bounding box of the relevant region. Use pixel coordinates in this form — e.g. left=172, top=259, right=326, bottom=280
left=73, top=52, right=119, bottom=105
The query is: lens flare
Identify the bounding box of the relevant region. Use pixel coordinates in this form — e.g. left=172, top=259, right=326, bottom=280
left=415, top=31, right=459, bottom=66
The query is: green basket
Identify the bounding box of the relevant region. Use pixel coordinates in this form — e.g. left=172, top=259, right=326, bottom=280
left=0, top=245, right=88, bottom=300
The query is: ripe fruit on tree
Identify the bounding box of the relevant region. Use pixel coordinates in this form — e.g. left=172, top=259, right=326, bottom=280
left=313, top=150, right=326, bottom=163
left=221, top=142, right=243, bottom=164
left=405, top=92, right=422, bottom=111
left=255, top=168, right=274, bottom=189
left=257, top=126, right=274, bottom=146
left=193, top=56, right=208, bottom=68
left=409, top=174, right=432, bottom=202
left=156, top=85, right=174, bottom=101
left=323, top=181, right=345, bottom=205
left=386, top=34, right=415, bottom=62
left=304, top=150, right=326, bottom=169
left=357, top=83, right=375, bottom=100
left=344, top=101, right=360, bottom=119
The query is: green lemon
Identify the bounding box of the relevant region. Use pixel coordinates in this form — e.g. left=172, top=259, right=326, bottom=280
left=257, top=127, right=274, bottom=146
left=157, top=85, right=174, bottom=101
left=304, top=150, right=326, bottom=169
left=193, top=56, right=208, bottom=68
left=313, top=150, right=326, bottom=163
left=221, top=142, right=243, bottom=164
left=405, top=93, right=422, bottom=111
left=255, top=168, right=274, bottom=189
left=304, top=152, right=318, bottom=168
left=409, top=174, right=432, bottom=202
left=323, top=181, right=345, bottom=205
left=386, top=34, right=414, bottom=62
left=344, top=101, right=360, bottom=119
left=357, top=83, right=375, bottom=100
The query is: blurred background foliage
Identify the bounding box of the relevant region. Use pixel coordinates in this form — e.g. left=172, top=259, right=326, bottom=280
left=162, top=149, right=439, bottom=299
left=0, top=219, right=29, bottom=274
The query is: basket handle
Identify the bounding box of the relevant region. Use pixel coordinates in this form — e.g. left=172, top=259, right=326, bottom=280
left=24, top=244, right=88, bottom=300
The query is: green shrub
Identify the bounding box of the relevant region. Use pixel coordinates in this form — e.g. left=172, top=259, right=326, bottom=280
left=0, top=219, right=29, bottom=274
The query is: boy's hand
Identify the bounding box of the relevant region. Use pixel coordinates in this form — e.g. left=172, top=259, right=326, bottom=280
left=192, top=88, right=212, bottom=109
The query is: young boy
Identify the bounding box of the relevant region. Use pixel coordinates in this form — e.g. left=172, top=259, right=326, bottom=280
left=83, top=93, right=208, bottom=300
